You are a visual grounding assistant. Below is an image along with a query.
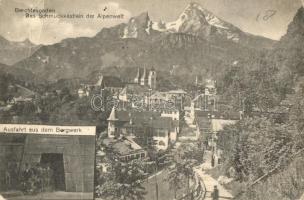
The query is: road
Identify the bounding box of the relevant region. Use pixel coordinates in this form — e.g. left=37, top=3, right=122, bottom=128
left=194, top=166, right=233, bottom=200
left=194, top=150, right=233, bottom=200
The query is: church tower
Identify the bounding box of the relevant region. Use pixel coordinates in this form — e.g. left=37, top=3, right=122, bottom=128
left=148, top=67, right=157, bottom=90
left=107, top=107, right=118, bottom=138
left=134, top=67, right=140, bottom=84
left=140, top=66, right=147, bottom=86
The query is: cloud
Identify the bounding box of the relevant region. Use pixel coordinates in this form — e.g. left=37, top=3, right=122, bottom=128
left=21, top=17, right=97, bottom=44
left=0, top=0, right=131, bottom=44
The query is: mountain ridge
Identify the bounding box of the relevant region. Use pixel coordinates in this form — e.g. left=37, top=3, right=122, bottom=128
left=122, top=3, right=276, bottom=48
left=0, top=35, right=41, bottom=65
left=10, top=2, right=277, bottom=82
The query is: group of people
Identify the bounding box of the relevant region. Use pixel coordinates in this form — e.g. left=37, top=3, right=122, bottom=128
left=20, top=163, right=54, bottom=194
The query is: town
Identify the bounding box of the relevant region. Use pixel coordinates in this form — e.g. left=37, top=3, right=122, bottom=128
left=0, top=59, right=300, bottom=200
left=0, top=65, right=246, bottom=199
left=1, top=66, right=243, bottom=199
left=91, top=67, right=243, bottom=200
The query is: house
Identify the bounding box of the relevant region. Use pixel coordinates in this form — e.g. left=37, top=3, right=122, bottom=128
left=149, top=91, right=169, bottom=103
left=96, top=75, right=124, bottom=95
left=107, top=107, right=179, bottom=150
left=78, top=75, right=124, bottom=98
left=190, top=93, right=218, bottom=124
left=167, top=89, right=187, bottom=110
left=8, top=96, right=34, bottom=104
left=161, top=109, right=180, bottom=121
left=6, top=84, right=36, bottom=104
left=96, top=129, right=148, bottom=173
left=78, top=88, right=89, bottom=98
left=194, top=110, right=239, bottom=166
left=149, top=91, right=172, bottom=111
left=118, top=84, right=151, bottom=110
left=205, top=79, right=217, bottom=96
left=101, top=136, right=147, bottom=162
left=148, top=90, right=187, bottom=111
left=194, top=110, right=240, bottom=142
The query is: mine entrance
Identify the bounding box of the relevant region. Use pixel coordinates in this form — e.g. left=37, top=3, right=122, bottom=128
left=40, top=153, right=66, bottom=191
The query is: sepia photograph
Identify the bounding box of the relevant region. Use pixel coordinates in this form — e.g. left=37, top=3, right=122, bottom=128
left=0, top=125, right=95, bottom=199
left=0, top=0, right=304, bottom=199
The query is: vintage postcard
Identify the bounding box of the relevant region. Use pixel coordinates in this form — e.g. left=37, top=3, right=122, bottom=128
left=0, top=0, right=304, bottom=200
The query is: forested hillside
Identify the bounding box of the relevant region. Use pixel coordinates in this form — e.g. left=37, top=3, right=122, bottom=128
left=213, top=7, right=304, bottom=200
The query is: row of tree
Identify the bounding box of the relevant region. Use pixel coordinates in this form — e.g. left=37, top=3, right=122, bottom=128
left=95, top=139, right=203, bottom=200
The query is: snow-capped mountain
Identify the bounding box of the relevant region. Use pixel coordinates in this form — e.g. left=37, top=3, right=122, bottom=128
left=122, top=2, right=274, bottom=47
left=155, top=2, right=241, bottom=42
left=122, top=2, right=241, bottom=42
left=166, top=3, right=233, bottom=30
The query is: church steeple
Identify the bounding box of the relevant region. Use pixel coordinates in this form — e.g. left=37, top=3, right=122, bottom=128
left=148, top=67, right=157, bottom=90
left=140, top=66, right=147, bottom=86
left=134, top=67, right=140, bottom=84
left=108, top=107, right=118, bottom=138
left=108, top=106, right=118, bottom=121
left=96, top=74, right=104, bottom=86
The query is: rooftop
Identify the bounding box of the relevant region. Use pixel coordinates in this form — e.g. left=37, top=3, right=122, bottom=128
left=108, top=109, right=178, bottom=131
left=120, top=84, right=150, bottom=95
left=195, top=110, right=240, bottom=120
left=113, top=110, right=161, bottom=122
left=102, top=136, right=145, bottom=156
left=168, top=89, right=187, bottom=94
left=95, top=75, right=124, bottom=88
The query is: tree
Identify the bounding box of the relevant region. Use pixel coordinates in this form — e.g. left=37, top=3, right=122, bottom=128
left=22, top=102, right=36, bottom=122
left=96, top=159, right=147, bottom=200
left=0, top=111, right=11, bottom=123
left=59, top=87, right=72, bottom=102
left=95, top=138, right=147, bottom=200
left=0, top=74, right=9, bottom=101
left=217, top=117, right=295, bottom=182
left=165, top=164, right=184, bottom=199
left=168, top=144, right=199, bottom=195
left=218, top=53, right=288, bottom=114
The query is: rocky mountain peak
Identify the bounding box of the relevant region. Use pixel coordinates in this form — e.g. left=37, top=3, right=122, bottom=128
left=179, top=2, right=210, bottom=25
left=122, top=11, right=152, bottom=39
left=134, top=11, right=150, bottom=25
left=163, top=2, right=241, bottom=42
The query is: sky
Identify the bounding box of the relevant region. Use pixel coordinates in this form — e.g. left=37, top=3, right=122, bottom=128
left=0, top=0, right=302, bottom=44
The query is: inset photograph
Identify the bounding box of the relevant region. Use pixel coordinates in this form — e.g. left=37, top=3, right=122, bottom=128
left=0, top=124, right=95, bottom=200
